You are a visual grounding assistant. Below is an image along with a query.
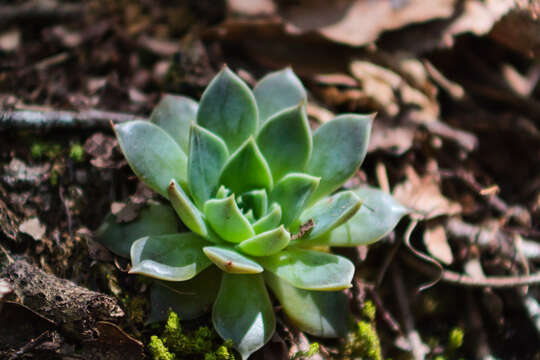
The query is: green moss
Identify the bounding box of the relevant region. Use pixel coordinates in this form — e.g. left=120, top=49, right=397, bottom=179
left=448, top=327, right=464, bottom=350
left=69, top=143, right=84, bottom=162
left=342, top=321, right=382, bottom=360
left=148, top=335, right=175, bottom=360
left=149, top=311, right=236, bottom=360
left=31, top=143, right=44, bottom=158
left=362, top=300, right=376, bottom=322
left=50, top=169, right=59, bottom=186
left=292, top=342, right=320, bottom=359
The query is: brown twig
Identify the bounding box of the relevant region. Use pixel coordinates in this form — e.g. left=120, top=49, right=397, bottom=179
left=391, top=263, right=429, bottom=360
left=403, top=253, right=540, bottom=288
left=0, top=0, right=84, bottom=24
left=0, top=108, right=146, bottom=130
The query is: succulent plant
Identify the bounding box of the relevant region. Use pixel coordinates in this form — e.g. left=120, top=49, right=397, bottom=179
left=97, top=66, right=407, bottom=359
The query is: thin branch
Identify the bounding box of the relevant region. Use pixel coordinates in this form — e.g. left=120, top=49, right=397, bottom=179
left=403, top=253, right=540, bottom=288
left=0, top=108, right=146, bottom=130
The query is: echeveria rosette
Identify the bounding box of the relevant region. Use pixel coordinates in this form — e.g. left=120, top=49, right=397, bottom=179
left=98, top=66, right=407, bottom=359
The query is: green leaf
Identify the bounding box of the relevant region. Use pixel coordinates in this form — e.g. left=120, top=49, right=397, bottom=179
left=96, top=202, right=178, bottom=258
left=114, top=120, right=188, bottom=198
left=254, top=68, right=307, bottom=123
left=310, top=186, right=408, bottom=246
left=148, top=266, right=221, bottom=323
left=150, top=94, right=198, bottom=154
left=258, top=248, right=354, bottom=291
left=197, top=66, right=258, bottom=152
left=237, top=225, right=290, bottom=256
left=270, top=173, right=320, bottom=227
left=297, top=190, right=362, bottom=241
left=256, top=104, right=312, bottom=181
left=168, top=179, right=209, bottom=238
left=252, top=203, right=282, bottom=234
left=306, top=114, right=373, bottom=203
left=204, top=196, right=255, bottom=243
left=239, top=189, right=267, bottom=219
left=219, top=138, right=273, bottom=195
left=264, top=272, right=349, bottom=338
left=215, top=185, right=230, bottom=199
left=203, top=246, right=263, bottom=274
left=130, top=233, right=211, bottom=281
left=213, top=273, right=275, bottom=360
left=188, top=124, right=229, bottom=207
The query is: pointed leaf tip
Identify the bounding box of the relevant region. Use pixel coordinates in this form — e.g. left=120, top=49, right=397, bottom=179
left=114, top=120, right=188, bottom=198
left=197, top=67, right=258, bottom=152
left=257, top=104, right=312, bottom=182
left=307, top=114, right=372, bottom=203
left=254, top=68, right=307, bottom=123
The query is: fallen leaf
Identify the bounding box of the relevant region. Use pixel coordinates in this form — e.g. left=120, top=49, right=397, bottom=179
left=368, top=119, right=416, bottom=155
left=111, top=201, right=141, bottom=223
left=423, top=223, right=453, bottom=265
left=0, top=28, right=21, bottom=52
left=2, top=158, right=50, bottom=188
left=0, top=279, right=12, bottom=300
left=277, top=0, right=457, bottom=46
left=83, top=133, right=118, bottom=168
left=19, top=217, right=46, bottom=240
left=393, top=164, right=461, bottom=220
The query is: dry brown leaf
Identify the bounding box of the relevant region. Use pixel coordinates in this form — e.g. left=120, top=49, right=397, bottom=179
left=19, top=217, right=46, bottom=240
left=277, top=0, right=456, bottom=46
left=423, top=223, right=453, bottom=265
left=368, top=119, right=416, bottom=155
left=393, top=164, right=461, bottom=220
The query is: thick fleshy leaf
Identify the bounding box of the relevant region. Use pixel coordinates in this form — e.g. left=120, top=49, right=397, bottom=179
left=239, top=189, right=267, bottom=219
left=213, top=273, right=275, bottom=360
left=256, top=104, right=311, bottom=181
left=252, top=203, right=282, bottom=234
left=96, top=202, right=178, bottom=258
left=188, top=124, right=229, bottom=208
left=203, top=246, right=263, bottom=274
left=148, top=266, right=221, bottom=323
left=150, top=94, right=198, bottom=154
left=204, top=196, right=255, bottom=243
left=168, top=180, right=208, bottom=238
left=270, top=173, right=320, bottom=227
left=306, top=114, right=373, bottom=203
left=310, top=187, right=408, bottom=246
left=114, top=121, right=188, bottom=197
left=254, top=68, right=307, bottom=123
left=297, top=190, right=362, bottom=241
left=130, top=233, right=211, bottom=281
left=219, top=138, right=273, bottom=195
left=264, top=272, right=349, bottom=337
left=197, top=66, right=258, bottom=152
left=215, top=185, right=230, bottom=199
left=258, top=248, right=354, bottom=290
left=237, top=226, right=290, bottom=256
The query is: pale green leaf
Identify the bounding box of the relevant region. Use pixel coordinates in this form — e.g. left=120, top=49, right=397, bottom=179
left=114, top=120, right=188, bottom=197
left=264, top=272, right=349, bottom=337
left=306, top=114, right=373, bottom=203
left=213, top=273, right=275, bottom=360
left=237, top=225, right=290, bottom=256
left=197, top=66, right=258, bottom=152
left=148, top=266, right=221, bottom=323
left=270, top=173, right=320, bottom=227
left=168, top=179, right=209, bottom=238
left=151, top=94, right=198, bottom=153
left=252, top=203, right=282, bottom=234
left=204, top=196, right=255, bottom=243
left=254, top=68, right=307, bottom=123
left=130, top=233, right=211, bottom=281
left=203, top=246, right=263, bottom=274
left=96, top=202, right=179, bottom=258
left=188, top=124, right=229, bottom=207
left=258, top=248, right=354, bottom=291
left=310, top=186, right=408, bottom=246
left=256, top=104, right=311, bottom=181
left=219, top=138, right=273, bottom=195
left=297, top=190, right=361, bottom=241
